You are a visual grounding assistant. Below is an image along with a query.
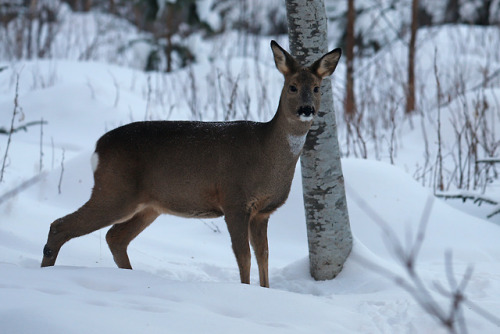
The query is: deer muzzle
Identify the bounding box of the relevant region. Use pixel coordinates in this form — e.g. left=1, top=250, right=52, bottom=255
left=297, top=106, right=315, bottom=118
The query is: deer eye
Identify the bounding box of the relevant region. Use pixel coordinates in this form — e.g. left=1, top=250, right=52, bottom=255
left=313, top=86, right=320, bottom=93
left=289, top=85, right=298, bottom=93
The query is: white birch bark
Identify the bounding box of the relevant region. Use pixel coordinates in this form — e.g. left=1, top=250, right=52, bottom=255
left=286, top=0, right=353, bottom=280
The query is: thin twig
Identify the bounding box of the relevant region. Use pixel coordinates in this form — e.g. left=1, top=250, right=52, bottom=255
left=408, top=194, right=435, bottom=270
left=51, top=137, right=55, bottom=169
left=1, top=73, right=21, bottom=182
left=58, top=148, right=65, bottom=194
left=201, top=220, right=221, bottom=233
left=0, top=172, right=47, bottom=206
left=39, top=117, right=44, bottom=172
left=487, top=206, right=500, bottom=219
left=108, top=70, right=120, bottom=108
left=0, top=120, right=47, bottom=135
left=434, top=47, right=444, bottom=192
left=346, top=182, right=500, bottom=333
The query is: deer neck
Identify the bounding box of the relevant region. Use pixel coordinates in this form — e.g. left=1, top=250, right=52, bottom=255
left=265, top=101, right=312, bottom=160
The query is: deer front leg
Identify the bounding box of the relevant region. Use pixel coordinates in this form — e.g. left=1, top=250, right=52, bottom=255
left=224, top=210, right=251, bottom=285
left=250, top=214, right=270, bottom=288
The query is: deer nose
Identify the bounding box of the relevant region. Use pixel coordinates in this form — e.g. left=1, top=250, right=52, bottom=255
left=297, top=106, right=315, bottom=117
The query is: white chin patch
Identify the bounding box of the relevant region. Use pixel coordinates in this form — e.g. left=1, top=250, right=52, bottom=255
left=91, top=152, right=99, bottom=172
left=288, top=134, right=307, bottom=156
left=299, top=114, right=314, bottom=122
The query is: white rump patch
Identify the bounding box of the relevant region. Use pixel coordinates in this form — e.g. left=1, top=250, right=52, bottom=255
left=91, top=152, right=99, bottom=172
left=288, top=134, right=306, bottom=156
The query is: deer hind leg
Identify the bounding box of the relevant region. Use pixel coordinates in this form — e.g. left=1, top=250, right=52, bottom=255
left=106, top=207, right=159, bottom=269
left=250, top=214, right=270, bottom=288
left=41, top=194, right=140, bottom=267
left=224, top=209, right=251, bottom=284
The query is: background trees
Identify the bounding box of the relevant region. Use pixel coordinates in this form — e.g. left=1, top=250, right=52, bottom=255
left=2, top=0, right=499, bottom=71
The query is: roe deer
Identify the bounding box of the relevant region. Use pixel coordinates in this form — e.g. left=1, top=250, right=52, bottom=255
left=41, top=41, right=341, bottom=288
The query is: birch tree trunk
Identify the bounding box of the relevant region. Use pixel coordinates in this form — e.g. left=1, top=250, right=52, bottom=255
left=286, top=0, right=353, bottom=280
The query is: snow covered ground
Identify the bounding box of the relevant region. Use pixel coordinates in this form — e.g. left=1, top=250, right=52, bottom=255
left=1, top=17, right=500, bottom=334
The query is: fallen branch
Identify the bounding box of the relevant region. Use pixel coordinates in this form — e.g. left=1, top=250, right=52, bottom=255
left=0, top=172, right=47, bottom=206
left=434, top=191, right=497, bottom=206
left=487, top=206, right=500, bottom=219
left=0, top=120, right=48, bottom=135
left=435, top=191, right=500, bottom=218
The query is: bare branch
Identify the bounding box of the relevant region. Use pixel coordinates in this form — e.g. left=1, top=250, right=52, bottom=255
left=0, top=172, right=46, bottom=206
left=57, top=148, right=65, bottom=194
left=435, top=192, right=497, bottom=206
left=39, top=117, right=44, bottom=172
left=476, top=158, right=500, bottom=164
left=200, top=220, right=221, bottom=234
left=408, top=195, right=435, bottom=271
left=487, top=206, right=500, bottom=219
left=347, top=183, right=499, bottom=333
left=1, top=73, right=21, bottom=182
left=0, top=120, right=47, bottom=135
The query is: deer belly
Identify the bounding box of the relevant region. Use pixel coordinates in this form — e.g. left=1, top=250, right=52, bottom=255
left=155, top=202, right=224, bottom=219
left=149, top=186, right=224, bottom=219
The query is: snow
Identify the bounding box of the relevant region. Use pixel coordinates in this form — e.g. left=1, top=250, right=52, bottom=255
left=1, top=60, right=499, bottom=333
left=1, top=11, right=500, bottom=334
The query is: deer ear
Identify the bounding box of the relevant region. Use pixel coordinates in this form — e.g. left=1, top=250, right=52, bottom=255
left=271, top=40, right=299, bottom=75
left=311, top=48, right=342, bottom=78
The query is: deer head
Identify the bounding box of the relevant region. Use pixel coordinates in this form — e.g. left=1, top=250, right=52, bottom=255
left=270, top=40, right=341, bottom=124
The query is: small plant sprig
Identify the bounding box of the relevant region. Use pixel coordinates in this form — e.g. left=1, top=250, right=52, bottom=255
left=0, top=73, right=21, bottom=183
left=348, top=185, right=500, bottom=333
